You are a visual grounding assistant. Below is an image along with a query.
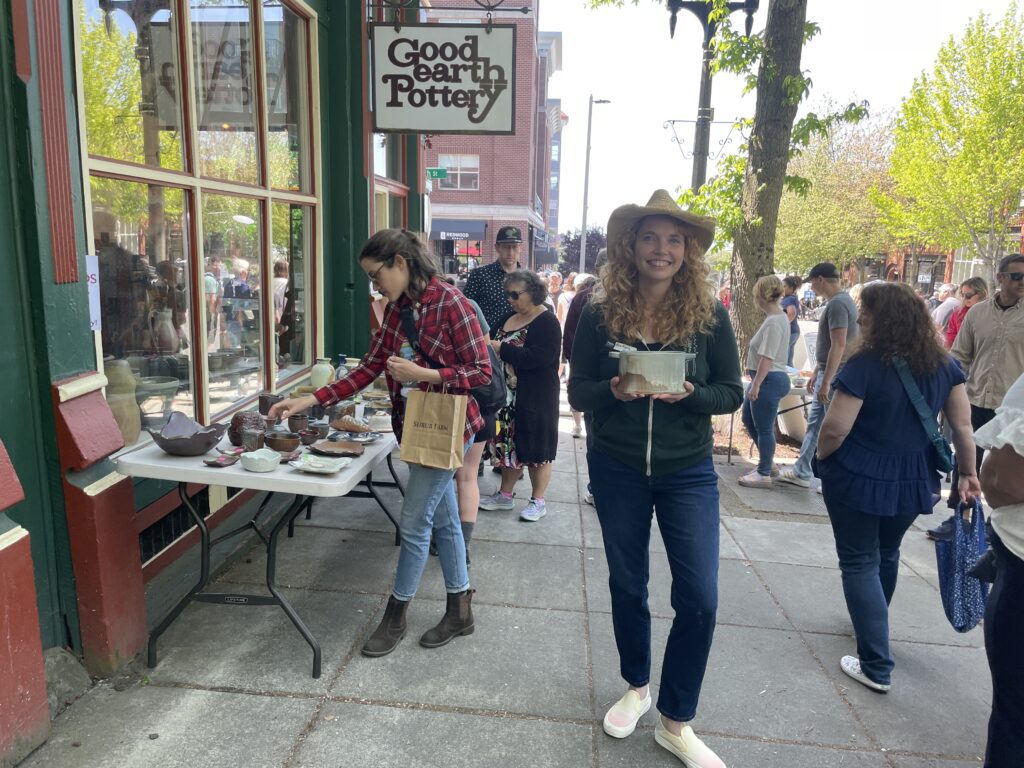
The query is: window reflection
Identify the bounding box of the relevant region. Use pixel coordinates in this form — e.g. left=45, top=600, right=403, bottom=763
left=272, top=203, right=311, bottom=381
left=191, top=0, right=260, bottom=184
left=201, top=194, right=264, bottom=412
left=81, top=1, right=184, bottom=170
left=264, top=2, right=310, bottom=191
left=91, top=177, right=193, bottom=445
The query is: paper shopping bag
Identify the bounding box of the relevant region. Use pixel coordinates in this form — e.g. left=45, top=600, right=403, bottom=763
left=400, top=389, right=467, bottom=470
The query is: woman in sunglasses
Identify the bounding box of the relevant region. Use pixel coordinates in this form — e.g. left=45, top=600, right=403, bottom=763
left=479, top=269, right=562, bottom=522
left=944, top=277, right=988, bottom=349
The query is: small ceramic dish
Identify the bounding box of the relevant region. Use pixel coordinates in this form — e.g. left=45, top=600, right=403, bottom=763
left=264, top=432, right=301, bottom=452
left=309, top=440, right=365, bottom=457
left=203, top=455, right=239, bottom=468
left=288, top=454, right=351, bottom=475
left=328, top=431, right=382, bottom=444
left=239, top=448, right=281, bottom=473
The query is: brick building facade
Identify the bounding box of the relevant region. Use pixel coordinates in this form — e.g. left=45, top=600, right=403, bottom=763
left=423, top=1, right=561, bottom=272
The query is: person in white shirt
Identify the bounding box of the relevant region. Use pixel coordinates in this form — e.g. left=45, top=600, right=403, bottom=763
left=931, top=283, right=960, bottom=333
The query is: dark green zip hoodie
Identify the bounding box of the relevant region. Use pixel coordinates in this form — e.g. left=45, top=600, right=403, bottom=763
left=567, top=302, right=743, bottom=477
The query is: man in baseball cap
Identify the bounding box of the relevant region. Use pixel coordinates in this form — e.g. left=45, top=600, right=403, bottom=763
left=803, top=262, right=841, bottom=282
left=465, top=225, right=524, bottom=330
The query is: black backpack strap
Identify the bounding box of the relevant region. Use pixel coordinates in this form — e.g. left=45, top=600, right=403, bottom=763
left=398, top=304, right=441, bottom=369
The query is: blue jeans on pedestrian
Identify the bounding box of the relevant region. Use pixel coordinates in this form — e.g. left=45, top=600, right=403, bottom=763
left=822, top=489, right=918, bottom=686
left=741, top=371, right=791, bottom=476
left=984, top=533, right=1024, bottom=767
left=392, top=445, right=471, bottom=601
left=793, top=369, right=829, bottom=480
left=588, top=449, right=720, bottom=722
left=787, top=330, right=800, bottom=368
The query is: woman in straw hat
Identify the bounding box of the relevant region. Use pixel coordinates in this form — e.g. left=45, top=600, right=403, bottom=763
left=568, top=190, right=742, bottom=767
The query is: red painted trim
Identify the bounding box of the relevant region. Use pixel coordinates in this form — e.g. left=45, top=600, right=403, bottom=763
left=11, top=0, right=31, bottom=82
left=0, top=439, right=25, bottom=511
left=51, top=387, right=124, bottom=472
left=35, top=0, right=78, bottom=283
left=141, top=488, right=258, bottom=583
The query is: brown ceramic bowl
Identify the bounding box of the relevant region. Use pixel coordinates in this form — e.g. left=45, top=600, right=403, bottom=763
left=288, top=414, right=309, bottom=433
left=297, top=429, right=319, bottom=446
left=264, top=431, right=301, bottom=452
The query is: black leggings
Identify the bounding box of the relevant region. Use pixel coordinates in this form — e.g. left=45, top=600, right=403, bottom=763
left=984, top=534, right=1024, bottom=766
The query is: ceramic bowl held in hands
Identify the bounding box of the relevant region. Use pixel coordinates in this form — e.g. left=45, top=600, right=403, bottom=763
left=240, top=448, right=281, bottom=473
left=147, top=411, right=228, bottom=456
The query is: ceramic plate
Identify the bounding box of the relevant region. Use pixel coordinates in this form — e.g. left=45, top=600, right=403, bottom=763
left=328, top=431, right=382, bottom=443
left=309, top=440, right=365, bottom=457
left=288, top=456, right=351, bottom=475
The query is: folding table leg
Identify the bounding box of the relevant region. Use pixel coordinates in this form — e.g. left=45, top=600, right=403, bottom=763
left=386, top=453, right=405, bottom=496
left=147, top=482, right=211, bottom=668
left=365, top=475, right=401, bottom=546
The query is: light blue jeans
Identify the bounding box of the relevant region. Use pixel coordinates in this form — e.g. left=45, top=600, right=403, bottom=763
left=793, top=370, right=830, bottom=480
left=392, top=444, right=471, bottom=601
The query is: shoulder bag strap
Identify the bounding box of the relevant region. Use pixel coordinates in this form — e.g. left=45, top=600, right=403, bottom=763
left=893, top=357, right=943, bottom=444
left=398, top=304, right=441, bottom=370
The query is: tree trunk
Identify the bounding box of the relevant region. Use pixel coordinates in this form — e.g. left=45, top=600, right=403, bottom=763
left=730, top=0, right=809, bottom=359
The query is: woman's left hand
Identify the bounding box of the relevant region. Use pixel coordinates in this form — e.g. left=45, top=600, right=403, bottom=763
left=958, top=473, right=982, bottom=508
left=386, top=355, right=427, bottom=382
left=652, top=382, right=695, bottom=403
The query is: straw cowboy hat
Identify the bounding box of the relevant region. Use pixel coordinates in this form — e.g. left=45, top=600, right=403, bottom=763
left=607, top=189, right=716, bottom=255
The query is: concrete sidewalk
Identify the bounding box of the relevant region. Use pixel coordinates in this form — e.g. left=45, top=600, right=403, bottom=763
left=19, top=417, right=990, bottom=768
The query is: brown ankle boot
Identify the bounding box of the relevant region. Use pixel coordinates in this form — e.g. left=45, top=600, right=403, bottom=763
left=419, top=589, right=475, bottom=648
left=362, top=595, right=409, bottom=657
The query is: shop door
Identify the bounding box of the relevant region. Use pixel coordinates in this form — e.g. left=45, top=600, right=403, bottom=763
left=0, top=76, right=71, bottom=649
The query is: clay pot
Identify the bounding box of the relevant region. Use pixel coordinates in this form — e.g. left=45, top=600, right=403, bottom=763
left=228, top=411, right=266, bottom=446
left=264, top=432, right=300, bottom=452
left=288, top=414, right=309, bottom=433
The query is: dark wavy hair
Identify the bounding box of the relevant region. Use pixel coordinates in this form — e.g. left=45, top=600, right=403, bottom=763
left=854, top=282, right=949, bottom=374
left=358, top=228, right=441, bottom=300
left=504, top=269, right=548, bottom=306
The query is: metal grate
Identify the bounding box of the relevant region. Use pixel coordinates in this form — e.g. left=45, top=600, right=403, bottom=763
left=138, top=488, right=211, bottom=564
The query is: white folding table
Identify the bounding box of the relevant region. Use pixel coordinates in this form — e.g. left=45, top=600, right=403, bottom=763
left=116, top=434, right=401, bottom=678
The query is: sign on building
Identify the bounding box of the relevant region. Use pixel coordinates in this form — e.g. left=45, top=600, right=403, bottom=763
left=369, top=23, right=516, bottom=135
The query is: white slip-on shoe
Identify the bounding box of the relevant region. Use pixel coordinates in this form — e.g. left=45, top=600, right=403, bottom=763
left=738, top=470, right=772, bottom=488
left=654, top=717, right=727, bottom=768
left=602, top=689, right=651, bottom=738
left=840, top=655, right=890, bottom=693
left=479, top=492, right=514, bottom=511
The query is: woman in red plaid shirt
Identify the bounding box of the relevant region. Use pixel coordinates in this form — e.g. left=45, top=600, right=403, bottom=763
left=271, top=229, right=491, bottom=657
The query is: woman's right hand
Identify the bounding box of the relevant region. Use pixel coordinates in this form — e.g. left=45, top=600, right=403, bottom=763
left=957, top=473, right=982, bottom=511
left=610, top=376, right=645, bottom=402
left=268, top=394, right=318, bottom=421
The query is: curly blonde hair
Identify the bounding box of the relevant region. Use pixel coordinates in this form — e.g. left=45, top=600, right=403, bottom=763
left=592, top=216, right=716, bottom=345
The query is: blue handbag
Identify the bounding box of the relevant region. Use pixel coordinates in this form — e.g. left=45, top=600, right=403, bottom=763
left=934, top=499, right=989, bottom=633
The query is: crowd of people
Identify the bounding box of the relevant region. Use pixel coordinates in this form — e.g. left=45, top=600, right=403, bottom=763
left=267, top=203, right=1022, bottom=767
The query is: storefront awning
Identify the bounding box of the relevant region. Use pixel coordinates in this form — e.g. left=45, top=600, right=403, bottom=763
left=429, top=219, right=487, bottom=241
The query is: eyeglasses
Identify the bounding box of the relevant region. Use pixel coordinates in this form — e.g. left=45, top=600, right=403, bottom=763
left=999, top=271, right=1024, bottom=282
left=960, top=291, right=977, bottom=300
left=505, top=290, right=523, bottom=300
left=366, top=263, right=388, bottom=284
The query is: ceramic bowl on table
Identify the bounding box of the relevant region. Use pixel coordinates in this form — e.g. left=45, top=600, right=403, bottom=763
left=240, top=447, right=281, bottom=473
left=297, top=429, right=319, bottom=446
left=146, top=411, right=227, bottom=456
left=264, top=431, right=301, bottom=452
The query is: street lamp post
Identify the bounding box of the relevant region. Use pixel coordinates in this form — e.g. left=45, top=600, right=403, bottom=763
left=581, top=95, right=611, bottom=274
left=667, top=0, right=759, bottom=192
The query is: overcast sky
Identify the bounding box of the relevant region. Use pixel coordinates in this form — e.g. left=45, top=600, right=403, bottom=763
left=538, top=0, right=1017, bottom=237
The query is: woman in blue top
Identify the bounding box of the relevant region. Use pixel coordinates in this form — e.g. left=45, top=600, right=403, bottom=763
left=817, top=282, right=980, bottom=692
left=781, top=276, right=802, bottom=367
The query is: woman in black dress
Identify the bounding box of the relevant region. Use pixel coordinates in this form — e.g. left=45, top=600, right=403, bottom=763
left=479, top=269, right=562, bottom=522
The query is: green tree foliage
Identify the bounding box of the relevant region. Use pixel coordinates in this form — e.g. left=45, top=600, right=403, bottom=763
left=558, top=227, right=608, bottom=273
left=774, top=115, right=894, bottom=275
left=873, top=4, right=1024, bottom=274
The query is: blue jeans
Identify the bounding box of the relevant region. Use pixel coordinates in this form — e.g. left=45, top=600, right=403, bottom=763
left=589, top=449, right=720, bottom=722
left=822, top=490, right=918, bottom=686
left=793, top=369, right=829, bottom=480
left=741, top=371, right=791, bottom=475
left=984, top=534, right=1024, bottom=767
left=787, top=330, right=800, bottom=368
left=392, top=446, right=471, bottom=601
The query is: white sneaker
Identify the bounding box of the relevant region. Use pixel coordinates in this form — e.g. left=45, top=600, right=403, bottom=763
left=776, top=469, right=810, bottom=488
left=816, top=484, right=824, bottom=495
left=654, top=717, right=727, bottom=768
left=738, top=470, right=772, bottom=488
left=583, top=491, right=595, bottom=506
left=479, top=492, right=514, bottom=511
left=571, top=424, right=583, bottom=438
left=602, top=689, right=651, bottom=738
left=840, top=655, right=890, bottom=693
left=519, top=499, right=547, bottom=522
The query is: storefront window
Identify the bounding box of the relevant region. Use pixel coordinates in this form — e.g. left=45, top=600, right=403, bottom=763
left=265, top=1, right=311, bottom=192
left=92, top=177, right=194, bottom=445
left=272, top=203, right=312, bottom=382
left=191, top=0, right=261, bottom=184
left=80, top=1, right=185, bottom=171
left=201, top=194, right=264, bottom=413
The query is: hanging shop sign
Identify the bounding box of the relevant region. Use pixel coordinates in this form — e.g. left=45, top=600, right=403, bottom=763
left=369, top=23, right=516, bottom=135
